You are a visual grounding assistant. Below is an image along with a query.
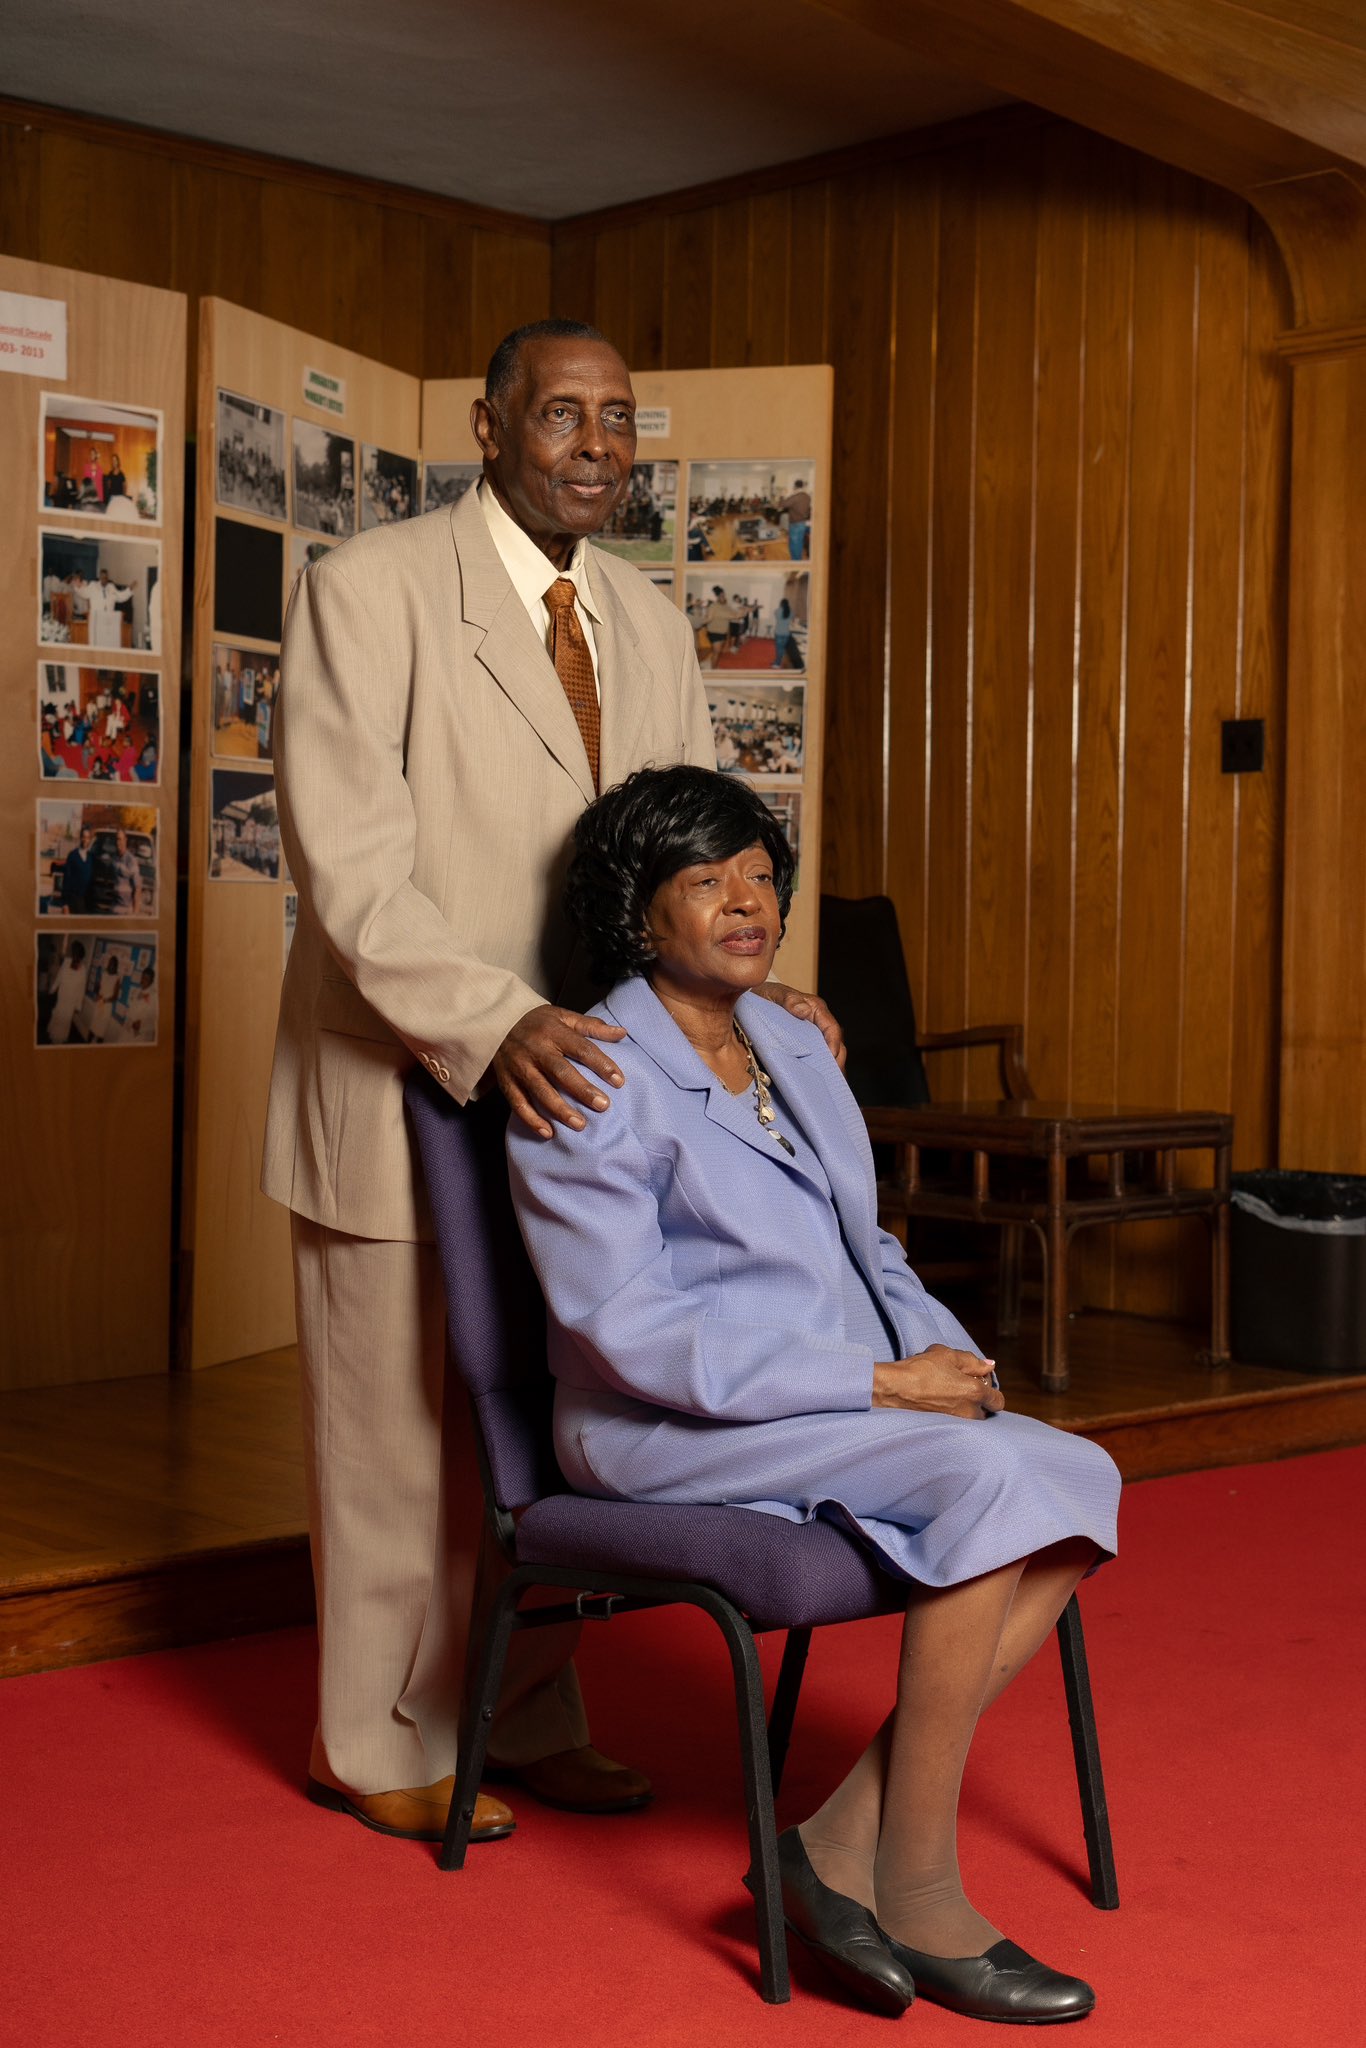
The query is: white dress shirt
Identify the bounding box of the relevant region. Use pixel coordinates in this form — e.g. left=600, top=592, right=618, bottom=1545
left=478, top=479, right=602, bottom=697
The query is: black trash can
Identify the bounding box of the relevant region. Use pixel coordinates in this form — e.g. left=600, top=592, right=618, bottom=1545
left=1230, top=1170, right=1366, bottom=1374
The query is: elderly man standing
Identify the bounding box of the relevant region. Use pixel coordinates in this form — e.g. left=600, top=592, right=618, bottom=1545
left=264, top=319, right=840, bottom=1847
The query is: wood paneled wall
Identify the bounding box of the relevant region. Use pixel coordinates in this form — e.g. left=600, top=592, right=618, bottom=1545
left=554, top=118, right=1294, bottom=1316
left=0, top=100, right=552, bottom=390
left=0, top=97, right=1296, bottom=1328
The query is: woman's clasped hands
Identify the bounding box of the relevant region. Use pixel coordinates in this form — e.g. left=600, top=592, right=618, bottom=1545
left=872, top=1344, right=1004, bottom=1420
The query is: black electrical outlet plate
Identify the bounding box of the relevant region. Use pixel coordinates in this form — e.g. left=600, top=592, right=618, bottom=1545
left=1221, top=718, right=1265, bottom=774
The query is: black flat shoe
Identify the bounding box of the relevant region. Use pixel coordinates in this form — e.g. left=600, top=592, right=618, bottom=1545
left=748, top=1830, right=914, bottom=2016
left=877, top=1932, right=1095, bottom=2024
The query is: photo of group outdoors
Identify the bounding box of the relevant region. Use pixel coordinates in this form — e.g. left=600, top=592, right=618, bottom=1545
left=40, top=531, right=161, bottom=654
left=595, top=460, right=677, bottom=563
left=759, top=788, right=802, bottom=865
left=35, top=932, right=159, bottom=1049
left=290, top=534, right=335, bottom=579
left=212, top=645, right=280, bottom=762
left=36, top=800, right=159, bottom=918
left=292, top=420, right=355, bottom=536
left=41, top=395, right=161, bottom=524
left=686, top=460, right=814, bottom=563
left=422, top=461, right=480, bottom=513
left=216, top=389, right=288, bottom=521
left=708, top=683, right=805, bottom=780
left=683, top=569, right=808, bottom=671
left=361, top=445, right=418, bottom=528
left=210, top=768, right=281, bottom=881
left=39, top=664, right=160, bottom=785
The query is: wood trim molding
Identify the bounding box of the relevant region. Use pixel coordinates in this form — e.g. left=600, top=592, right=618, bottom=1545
left=0, top=93, right=552, bottom=242
left=553, top=103, right=1049, bottom=236
left=1276, top=319, right=1366, bottom=364
left=1252, top=168, right=1366, bottom=332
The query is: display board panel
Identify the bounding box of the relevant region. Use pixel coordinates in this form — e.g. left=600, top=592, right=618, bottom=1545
left=0, top=255, right=185, bottom=1390
left=421, top=365, right=833, bottom=994
left=185, top=300, right=420, bottom=1368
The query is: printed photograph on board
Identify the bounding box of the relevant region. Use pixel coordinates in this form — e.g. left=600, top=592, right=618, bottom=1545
left=213, top=517, right=284, bottom=644
left=39, top=663, right=161, bottom=785
left=684, top=568, right=808, bottom=673
left=290, top=533, right=336, bottom=577
left=283, top=889, right=298, bottom=969
left=292, top=419, right=355, bottom=536
left=707, top=682, right=805, bottom=780
left=36, top=931, right=159, bottom=1048
left=686, top=460, right=814, bottom=563
left=361, top=445, right=418, bottom=528
left=210, top=767, right=280, bottom=881
left=40, top=530, right=161, bottom=654
left=287, top=532, right=336, bottom=601
left=645, top=569, right=675, bottom=603
left=759, top=788, right=802, bottom=867
left=211, top=644, right=280, bottom=762
left=595, top=460, right=677, bottom=564
left=36, top=799, right=159, bottom=918
left=215, top=389, right=288, bottom=521
left=41, top=394, right=161, bottom=524
left=422, top=461, right=480, bottom=513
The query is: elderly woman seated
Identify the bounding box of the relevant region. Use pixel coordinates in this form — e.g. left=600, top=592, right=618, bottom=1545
left=507, top=766, right=1120, bottom=2025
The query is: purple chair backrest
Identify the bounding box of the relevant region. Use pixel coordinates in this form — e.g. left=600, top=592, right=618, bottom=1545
left=403, top=1072, right=560, bottom=1511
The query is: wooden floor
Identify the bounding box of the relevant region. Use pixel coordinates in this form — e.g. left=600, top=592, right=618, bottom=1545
left=4, top=1318, right=1365, bottom=1678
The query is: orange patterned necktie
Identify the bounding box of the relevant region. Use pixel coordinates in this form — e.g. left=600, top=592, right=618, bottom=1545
left=545, top=576, right=600, bottom=791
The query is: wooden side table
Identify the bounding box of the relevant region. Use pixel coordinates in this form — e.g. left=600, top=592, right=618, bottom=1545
left=864, top=1102, right=1234, bottom=1394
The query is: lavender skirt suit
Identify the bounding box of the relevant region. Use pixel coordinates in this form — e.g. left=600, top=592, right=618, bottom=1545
left=507, top=976, right=1119, bottom=1588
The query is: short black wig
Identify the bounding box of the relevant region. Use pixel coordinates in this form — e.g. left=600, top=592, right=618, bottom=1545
left=484, top=319, right=611, bottom=407
left=566, top=765, right=797, bottom=988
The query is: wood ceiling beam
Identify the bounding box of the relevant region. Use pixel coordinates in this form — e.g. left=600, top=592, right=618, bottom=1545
left=804, top=0, right=1366, bottom=195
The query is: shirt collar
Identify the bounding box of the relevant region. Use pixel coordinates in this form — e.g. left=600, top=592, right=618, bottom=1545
left=478, top=479, right=602, bottom=622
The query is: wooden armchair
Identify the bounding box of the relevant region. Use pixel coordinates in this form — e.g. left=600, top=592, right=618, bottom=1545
left=817, top=893, right=1031, bottom=1333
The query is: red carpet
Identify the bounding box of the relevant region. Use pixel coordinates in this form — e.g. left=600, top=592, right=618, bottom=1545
left=6, top=1447, right=1364, bottom=2047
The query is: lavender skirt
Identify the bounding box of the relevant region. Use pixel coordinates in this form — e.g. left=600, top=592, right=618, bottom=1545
left=554, top=1393, right=1120, bottom=1589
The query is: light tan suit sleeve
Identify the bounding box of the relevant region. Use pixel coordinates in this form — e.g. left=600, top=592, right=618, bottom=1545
left=679, top=617, right=717, bottom=767
left=275, top=558, right=542, bottom=1101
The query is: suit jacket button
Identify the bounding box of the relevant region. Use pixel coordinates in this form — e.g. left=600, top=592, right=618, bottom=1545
left=435, top=1061, right=450, bottom=1083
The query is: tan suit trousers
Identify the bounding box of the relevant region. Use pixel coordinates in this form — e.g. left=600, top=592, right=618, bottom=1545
left=292, top=1215, right=588, bottom=1793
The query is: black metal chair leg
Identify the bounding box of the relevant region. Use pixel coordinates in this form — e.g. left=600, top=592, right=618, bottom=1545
left=1055, top=1594, right=1119, bottom=1910
left=766, top=1627, right=811, bottom=1797
left=440, top=1569, right=526, bottom=1872
left=706, top=1599, right=790, bottom=2003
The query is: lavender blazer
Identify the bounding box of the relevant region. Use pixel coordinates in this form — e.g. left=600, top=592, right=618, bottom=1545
left=506, top=975, right=982, bottom=1433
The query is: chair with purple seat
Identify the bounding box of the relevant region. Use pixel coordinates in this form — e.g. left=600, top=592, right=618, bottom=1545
left=405, top=1072, right=1118, bottom=2005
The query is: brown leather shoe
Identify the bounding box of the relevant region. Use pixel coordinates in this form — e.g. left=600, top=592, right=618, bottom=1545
left=487, top=1745, right=653, bottom=1814
left=306, top=1774, right=515, bottom=1842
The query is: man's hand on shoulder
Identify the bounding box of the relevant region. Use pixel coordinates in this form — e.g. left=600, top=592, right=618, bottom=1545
left=490, top=1003, right=628, bottom=1138
left=754, top=981, right=846, bottom=1068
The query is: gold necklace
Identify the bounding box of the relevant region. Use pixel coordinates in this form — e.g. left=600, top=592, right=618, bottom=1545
left=733, top=1020, right=796, bottom=1155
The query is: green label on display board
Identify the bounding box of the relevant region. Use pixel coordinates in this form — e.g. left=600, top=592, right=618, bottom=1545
left=303, top=366, right=346, bottom=417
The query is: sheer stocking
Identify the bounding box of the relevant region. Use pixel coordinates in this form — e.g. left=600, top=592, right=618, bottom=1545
left=870, top=1560, right=1022, bottom=1958
left=798, top=1539, right=1096, bottom=1955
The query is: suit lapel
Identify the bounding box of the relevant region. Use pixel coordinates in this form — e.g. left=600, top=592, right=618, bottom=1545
left=450, top=492, right=595, bottom=803
left=606, top=978, right=825, bottom=1192
left=586, top=549, right=654, bottom=792
left=738, top=996, right=885, bottom=1292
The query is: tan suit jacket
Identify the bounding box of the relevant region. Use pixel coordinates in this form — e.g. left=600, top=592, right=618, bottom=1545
left=263, top=487, right=715, bottom=1242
